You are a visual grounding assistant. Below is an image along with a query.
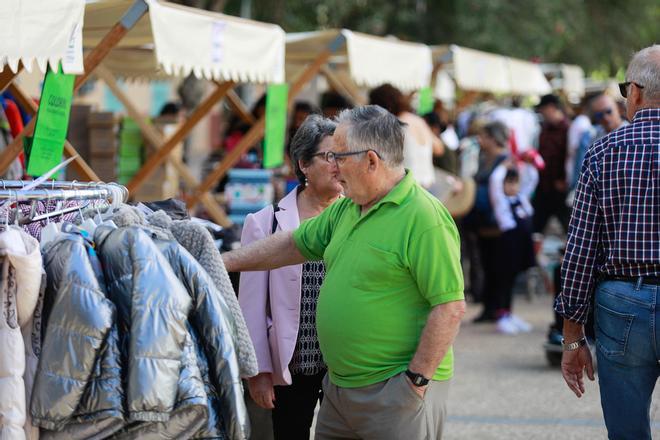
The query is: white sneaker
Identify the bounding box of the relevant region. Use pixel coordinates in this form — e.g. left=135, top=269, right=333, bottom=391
left=509, top=314, right=533, bottom=333
left=496, top=316, right=519, bottom=335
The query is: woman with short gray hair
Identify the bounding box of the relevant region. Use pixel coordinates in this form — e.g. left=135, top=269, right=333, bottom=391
left=239, top=114, right=343, bottom=439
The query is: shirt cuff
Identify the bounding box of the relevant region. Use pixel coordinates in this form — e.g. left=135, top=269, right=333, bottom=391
left=553, top=294, right=589, bottom=325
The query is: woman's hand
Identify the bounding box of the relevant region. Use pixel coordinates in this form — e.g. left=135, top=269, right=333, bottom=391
left=248, top=372, right=276, bottom=409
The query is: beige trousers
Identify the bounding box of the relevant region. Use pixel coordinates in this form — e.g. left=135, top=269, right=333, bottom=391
left=315, top=372, right=450, bottom=440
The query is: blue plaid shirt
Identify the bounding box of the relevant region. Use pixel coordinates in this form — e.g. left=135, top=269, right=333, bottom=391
left=555, top=108, right=660, bottom=324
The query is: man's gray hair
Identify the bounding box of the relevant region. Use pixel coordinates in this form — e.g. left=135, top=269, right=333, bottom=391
left=336, top=105, right=404, bottom=167
left=626, top=44, right=660, bottom=101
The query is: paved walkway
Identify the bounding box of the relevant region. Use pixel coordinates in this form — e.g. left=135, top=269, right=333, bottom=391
left=444, top=294, right=660, bottom=439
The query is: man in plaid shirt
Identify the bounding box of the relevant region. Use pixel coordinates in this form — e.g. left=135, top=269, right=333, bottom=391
left=555, top=45, right=660, bottom=439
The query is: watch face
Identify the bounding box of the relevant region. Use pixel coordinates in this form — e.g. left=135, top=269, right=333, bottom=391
left=406, top=370, right=429, bottom=386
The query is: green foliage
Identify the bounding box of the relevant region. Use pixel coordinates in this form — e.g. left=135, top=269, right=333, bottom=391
left=179, top=0, right=660, bottom=75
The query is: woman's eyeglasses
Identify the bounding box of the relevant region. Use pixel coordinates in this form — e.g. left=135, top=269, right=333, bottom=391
left=619, top=81, right=645, bottom=99
left=312, top=149, right=382, bottom=165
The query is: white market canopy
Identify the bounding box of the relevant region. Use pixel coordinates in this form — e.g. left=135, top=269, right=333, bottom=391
left=433, top=45, right=552, bottom=96
left=0, top=0, right=85, bottom=74
left=83, top=0, right=285, bottom=84
left=286, top=29, right=433, bottom=92
left=560, top=64, right=586, bottom=98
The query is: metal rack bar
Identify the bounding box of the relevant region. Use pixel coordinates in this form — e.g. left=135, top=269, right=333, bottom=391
left=0, top=181, right=128, bottom=202
left=0, top=188, right=113, bottom=202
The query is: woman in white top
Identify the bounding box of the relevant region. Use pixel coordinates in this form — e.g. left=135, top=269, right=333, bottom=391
left=369, top=84, right=444, bottom=188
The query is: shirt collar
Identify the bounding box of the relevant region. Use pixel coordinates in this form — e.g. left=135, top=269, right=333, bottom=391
left=369, top=169, right=415, bottom=210
left=633, top=108, right=660, bottom=122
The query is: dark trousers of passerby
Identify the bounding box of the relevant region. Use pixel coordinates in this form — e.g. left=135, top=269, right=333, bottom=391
left=272, top=371, right=325, bottom=440
left=533, top=189, right=570, bottom=234
left=460, top=226, right=484, bottom=303
left=493, top=225, right=536, bottom=315
left=475, top=234, right=500, bottom=320
left=594, top=278, right=660, bottom=440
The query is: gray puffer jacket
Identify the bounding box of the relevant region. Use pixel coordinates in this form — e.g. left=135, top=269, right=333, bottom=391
left=94, top=224, right=193, bottom=422
left=152, top=229, right=249, bottom=440
left=113, top=209, right=249, bottom=440
left=31, top=227, right=124, bottom=438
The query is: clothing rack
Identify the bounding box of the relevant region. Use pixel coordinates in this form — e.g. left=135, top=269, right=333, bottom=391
left=0, top=180, right=128, bottom=225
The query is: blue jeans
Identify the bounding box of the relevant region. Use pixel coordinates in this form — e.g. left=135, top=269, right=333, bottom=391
left=595, top=279, right=660, bottom=440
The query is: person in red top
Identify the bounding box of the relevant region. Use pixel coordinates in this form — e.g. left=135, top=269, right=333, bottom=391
left=533, top=94, right=570, bottom=233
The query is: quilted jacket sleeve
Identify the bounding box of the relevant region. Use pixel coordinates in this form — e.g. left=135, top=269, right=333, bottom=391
left=163, top=242, right=248, bottom=440
left=31, top=237, right=115, bottom=430
left=96, top=226, right=192, bottom=422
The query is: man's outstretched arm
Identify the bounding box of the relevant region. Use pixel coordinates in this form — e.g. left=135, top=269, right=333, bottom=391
left=223, top=230, right=307, bottom=272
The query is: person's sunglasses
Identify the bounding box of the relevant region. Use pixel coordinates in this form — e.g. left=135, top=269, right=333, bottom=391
left=593, top=108, right=613, bottom=122
left=619, top=81, right=645, bottom=99
left=312, top=149, right=382, bottom=165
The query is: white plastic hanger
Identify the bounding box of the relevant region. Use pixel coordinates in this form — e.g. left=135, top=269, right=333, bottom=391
left=78, top=186, right=98, bottom=236
left=40, top=189, right=61, bottom=247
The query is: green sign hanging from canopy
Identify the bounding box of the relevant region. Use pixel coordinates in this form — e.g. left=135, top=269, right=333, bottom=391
left=417, top=86, right=434, bottom=115
left=263, top=83, right=289, bottom=169
left=26, top=64, right=75, bottom=177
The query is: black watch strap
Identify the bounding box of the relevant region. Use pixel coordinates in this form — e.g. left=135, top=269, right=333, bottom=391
left=405, top=369, right=430, bottom=387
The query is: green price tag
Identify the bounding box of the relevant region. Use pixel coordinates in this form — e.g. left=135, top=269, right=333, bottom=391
left=417, top=86, right=434, bottom=115
left=263, top=83, right=289, bottom=169
left=26, top=64, right=75, bottom=177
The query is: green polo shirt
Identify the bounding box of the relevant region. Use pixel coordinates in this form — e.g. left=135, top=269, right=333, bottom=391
left=293, top=171, right=464, bottom=388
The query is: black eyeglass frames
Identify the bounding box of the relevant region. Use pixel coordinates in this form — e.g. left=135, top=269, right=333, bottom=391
left=312, top=149, right=383, bottom=164
left=619, top=81, right=645, bottom=99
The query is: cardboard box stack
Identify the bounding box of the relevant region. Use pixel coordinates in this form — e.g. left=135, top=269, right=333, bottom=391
left=65, top=104, right=92, bottom=181
left=132, top=117, right=182, bottom=201
left=117, top=117, right=143, bottom=185
left=88, top=112, right=119, bottom=182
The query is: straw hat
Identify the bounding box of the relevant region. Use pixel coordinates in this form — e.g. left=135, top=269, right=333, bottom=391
left=428, top=169, right=476, bottom=219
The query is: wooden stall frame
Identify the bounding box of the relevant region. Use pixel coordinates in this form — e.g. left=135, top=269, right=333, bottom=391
left=125, top=80, right=236, bottom=194
left=94, top=65, right=231, bottom=226
left=226, top=89, right=256, bottom=125
left=0, top=67, right=21, bottom=93
left=185, top=33, right=347, bottom=209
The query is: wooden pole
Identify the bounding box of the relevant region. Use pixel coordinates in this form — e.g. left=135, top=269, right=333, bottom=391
left=332, top=69, right=368, bottom=106
left=0, top=0, right=149, bottom=176
left=186, top=35, right=345, bottom=209
left=320, top=65, right=363, bottom=106
left=225, top=88, right=256, bottom=125
left=0, top=67, right=21, bottom=93
left=95, top=66, right=231, bottom=226
left=126, top=80, right=235, bottom=193
left=7, top=82, right=100, bottom=181
left=456, top=91, right=480, bottom=112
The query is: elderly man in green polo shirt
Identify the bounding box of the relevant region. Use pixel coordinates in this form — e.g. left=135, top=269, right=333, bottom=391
left=224, top=105, right=466, bottom=439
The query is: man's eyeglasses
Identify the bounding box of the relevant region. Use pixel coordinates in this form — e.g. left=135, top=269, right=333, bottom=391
left=619, top=81, right=645, bottom=99
left=312, top=149, right=382, bottom=165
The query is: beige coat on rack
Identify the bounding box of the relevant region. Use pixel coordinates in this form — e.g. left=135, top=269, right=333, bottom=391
left=0, top=227, right=43, bottom=440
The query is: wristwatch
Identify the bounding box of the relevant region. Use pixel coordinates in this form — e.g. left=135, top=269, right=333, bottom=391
left=405, top=369, right=430, bottom=387
left=561, top=337, right=587, bottom=352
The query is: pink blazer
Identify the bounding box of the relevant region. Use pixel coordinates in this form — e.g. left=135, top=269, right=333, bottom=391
left=238, top=188, right=303, bottom=386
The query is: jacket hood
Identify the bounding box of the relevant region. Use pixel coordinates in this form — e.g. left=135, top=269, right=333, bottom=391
left=0, top=227, right=42, bottom=327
